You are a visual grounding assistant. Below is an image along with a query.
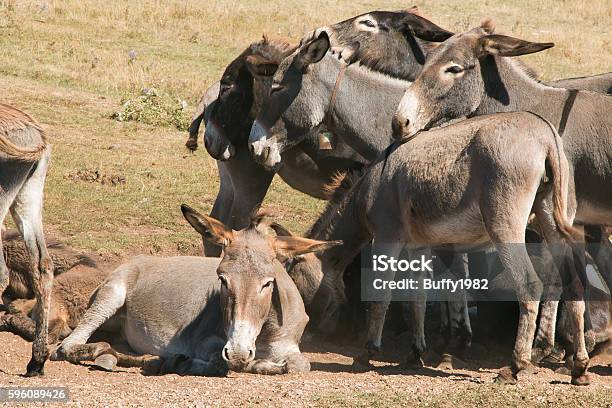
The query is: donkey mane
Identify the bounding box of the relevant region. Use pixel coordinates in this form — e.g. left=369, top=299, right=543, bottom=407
left=249, top=35, right=298, bottom=64
left=307, top=166, right=367, bottom=240
left=0, top=103, right=45, bottom=138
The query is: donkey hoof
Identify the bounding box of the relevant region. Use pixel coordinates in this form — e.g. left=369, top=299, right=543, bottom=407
left=531, top=346, right=552, bottom=365
left=555, top=366, right=571, bottom=376
left=494, top=366, right=517, bottom=385
left=402, top=356, right=424, bottom=370
left=436, top=353, right=456, bottom=370
left=25, top=359, right=45, bottom=377
left=93, top=354, right=117, bottom=372
left=571, top=374, right=590, bottom=386
left=49, top=346, right=66, bottom=361
left=352, top=354, right=372, bottom=371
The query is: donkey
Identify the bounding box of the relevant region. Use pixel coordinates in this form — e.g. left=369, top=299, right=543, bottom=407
left=188, top=36, right=366, bottom=256
left=297, top=110, right=586, bottom=384
left=393, top=21, right=611, bottom=365
left=247, top=14, right=487, bottom=356
left=51, top=206, right=340, bottom=375
left=0, top=103, right=54, bottom=376
left=248, top=12, right=453, bottom=168
left=1, top=230, right=103, bottom=344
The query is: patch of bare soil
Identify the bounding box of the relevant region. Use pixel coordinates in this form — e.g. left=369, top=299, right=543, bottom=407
left=0, top=239, right=610, bottom=406
left=0, top=332, right=610, bottom=407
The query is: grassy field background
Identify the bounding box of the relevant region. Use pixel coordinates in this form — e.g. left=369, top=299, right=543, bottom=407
left=0, top=0, right=610, bottom=257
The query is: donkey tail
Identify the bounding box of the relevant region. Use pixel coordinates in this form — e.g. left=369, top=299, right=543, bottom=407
left=0, top=104, right=47, bottom=161
left=186, top=81, right=220, bottom=152
left=545, top=120, right=579, bottom=241
left=0, top=133, right=47, bottom=162
left=186, top=106, right=205, bottom=152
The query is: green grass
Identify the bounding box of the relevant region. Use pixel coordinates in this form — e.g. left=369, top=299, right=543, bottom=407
left=0, top=0, right=610, bottom=254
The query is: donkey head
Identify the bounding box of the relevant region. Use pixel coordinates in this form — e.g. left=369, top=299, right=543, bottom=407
left=204, top=37, right=295, bottom=161
left=249, top=9, right=453, bottom=169
left=393, top=20, right=554, bottom=138
left=181, top=205, right=341, bottom=371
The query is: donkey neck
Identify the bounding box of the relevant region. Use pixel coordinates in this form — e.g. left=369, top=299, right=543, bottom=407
left=317, top=55, right=411, bottom=160
left=290, top=173, right=372, bottom=306
left=473, top=56, right=576, bottom=129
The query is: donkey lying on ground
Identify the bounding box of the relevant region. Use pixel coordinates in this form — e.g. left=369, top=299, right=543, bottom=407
left=1, top=230, right=104, bottom=344
left=0, top=103, right=54, bottom=376
left=51, top=207, right=340, bottom=375
left=393, top=21, right=611, bottom=365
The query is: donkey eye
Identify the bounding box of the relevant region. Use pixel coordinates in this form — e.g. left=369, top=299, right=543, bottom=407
left=361, top=20, right=376, bottom=28
left=445, top=65, right=464, bottom=74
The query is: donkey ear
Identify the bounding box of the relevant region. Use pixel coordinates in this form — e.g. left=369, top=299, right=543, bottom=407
left=399, top=13, right=454, bottom=42
left=269, top=222, right=295, bottom=237
left=181, top=204, right=234, bottom=247
left=245, top=54, right=278, bottom=77
left=296, top=31, right=330, bottom=69
left=478, top=34, right=554, bottom=57
left=273, top=236, right=342, bottom=257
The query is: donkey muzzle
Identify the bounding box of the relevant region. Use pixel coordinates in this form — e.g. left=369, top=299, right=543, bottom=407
left=249, top=121, right=282, bottom=170
left=222, top=344, right=255, bottom=371
left=204, top=121, right=236, bottom=161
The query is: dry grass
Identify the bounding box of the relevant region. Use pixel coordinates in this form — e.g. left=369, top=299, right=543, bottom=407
left=0, top=0, right=610, bottom=255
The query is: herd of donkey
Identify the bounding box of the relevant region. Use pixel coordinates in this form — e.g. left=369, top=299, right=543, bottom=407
left=0, top=7, right=611, bottom=387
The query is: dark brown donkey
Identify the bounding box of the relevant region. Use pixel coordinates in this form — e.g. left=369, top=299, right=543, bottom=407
left=394, top=21, right=611, bottom=384
left=0, top=103, right=54, bottom=376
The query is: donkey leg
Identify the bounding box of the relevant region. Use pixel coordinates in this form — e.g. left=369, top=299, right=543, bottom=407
left=225, top=146, right=274, bottom=230
left=437, top=250, right=472, bottom=356
left=0, top=311, right=36, bottom=342
left=355, top=239, right=405, bottom=368
left=51, top=274, right=127, bottom=368
left=532, top=300, right=559, bottom=364
left=534, top=199, right=590, bottom=385
left=10, top=154, right=54, bottom=376
left=483, top=203, right=542, bottom=383
left=0, top=190, right=17, bottom=297
left=243, top=358, right=288, bottom=375
left=493, top=243, right=542, bottom=384
left=206, top=161, right=234, bottom=256
left=401, top=295, right=427, bottom=369
left=152, top=336, right=228, bottom=377
left=283, top=352, right=311, bottom=373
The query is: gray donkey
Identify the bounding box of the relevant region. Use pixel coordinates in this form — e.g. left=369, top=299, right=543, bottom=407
left=295, top=111, right=584, bottom=385
left=0, top=103, right=54, bottom=376
left=51, top=206, right=340, bottom=375
left=188, top=36, right=365, bottom=256
left=393, top=21, right=611, bottom=367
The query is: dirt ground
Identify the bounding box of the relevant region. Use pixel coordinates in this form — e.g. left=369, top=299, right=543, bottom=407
left=0, top=331, right=610, bottom=407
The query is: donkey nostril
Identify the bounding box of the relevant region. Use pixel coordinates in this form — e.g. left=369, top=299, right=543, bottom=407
left=405, top=118, right=410, bottom=128
left=222, top=347, right=230, bottom=361
left=248, top=348, right=255, bottom=360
